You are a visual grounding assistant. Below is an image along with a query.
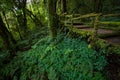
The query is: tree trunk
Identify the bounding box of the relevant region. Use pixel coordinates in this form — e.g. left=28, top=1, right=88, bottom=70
left=13, top=0, right=28, bottom=37
left=48, top=0, right=58, bottom=39
left=0, top=15, right=16, bottom=50
left=11, top=10, right=23, bottom=40
left=22, top=0, right=28, bottom=36
left=62, top=0, right=67, bottom=13
left=2, top=11, right=10, bottom=30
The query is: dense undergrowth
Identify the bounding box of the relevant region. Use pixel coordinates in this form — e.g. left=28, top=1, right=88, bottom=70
left=0, top=35, right=108, bottom=80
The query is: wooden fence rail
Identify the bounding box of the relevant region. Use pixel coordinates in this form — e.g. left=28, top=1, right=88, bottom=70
left=61, top=13, right=120, bottom=37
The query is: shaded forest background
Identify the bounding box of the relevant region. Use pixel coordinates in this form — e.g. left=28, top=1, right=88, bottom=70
left=0, top=0, right=120, bottom=80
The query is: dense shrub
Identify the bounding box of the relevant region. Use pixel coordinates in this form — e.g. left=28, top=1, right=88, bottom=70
left=0, top=36, right=107, bottom=80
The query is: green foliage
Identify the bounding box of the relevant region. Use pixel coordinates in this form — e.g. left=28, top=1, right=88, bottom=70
left=0, top=50, right=9, bottom=80
left=0, top=36, right=107, bottom=80
left=68, top=26, right=92, bottom=38
left=27, top=0, right=48, bottom=25
left=16, top=25, right=48, bottom=50
left=101, top=17, right=120, bottom=22
left=0, top=50, right=9, bottom=66
left=99, top=21, right=120, bottom=31
left=68, top=0, right=120, bottom=14
left=107, top=46, right=120, bottom=55
left=0, top=37, right=4, bottom=49
left=88, top=36, right=110, bottom=54
left=100, top=21, right=120, bottom=27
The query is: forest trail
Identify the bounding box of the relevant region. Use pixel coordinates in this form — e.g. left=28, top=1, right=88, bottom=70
left=74, top=25, right=120, bottom=45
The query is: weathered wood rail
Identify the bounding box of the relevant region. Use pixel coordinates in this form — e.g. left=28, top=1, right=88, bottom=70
left=60, top=13, right=120, bottom=45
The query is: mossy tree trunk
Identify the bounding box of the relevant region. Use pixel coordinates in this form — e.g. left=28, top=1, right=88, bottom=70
left=48, top=0, right=58, bottom=39
left=0, top=15, right=16, bottom=50
left=22, top=0, right=27, bottom=35
left=62, top=0, right=67, bottom=13
left=13, top=0, right=28, bottom=38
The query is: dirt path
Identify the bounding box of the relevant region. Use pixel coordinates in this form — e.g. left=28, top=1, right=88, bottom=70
left=104, top=37, right=120, bottom=45
left=80, top=28, right=115, bottom=34
left=74, top=25, right=120, bottom=45
left=74, top=24, right=120, bottom=80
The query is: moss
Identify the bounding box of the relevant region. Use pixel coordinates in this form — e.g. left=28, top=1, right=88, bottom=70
left=67, top=26, right=93, bottom=38
left=98, top=32, right=120, bottom=38
left=107, top=46, right=120, bottom=55
left=88, top=36, right=110, bottom=53
left=72, top=13, right=101, bottom=20
left=99, top=22, right=120, bottom=32
left=99, top=21, right=120, bottom=26
left=48, top=0, right=58, bottom=39
left=103, top=14, right=120, bottom=17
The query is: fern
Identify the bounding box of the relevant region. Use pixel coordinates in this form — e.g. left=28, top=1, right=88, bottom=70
left=0, top=36, right=107, bottom=80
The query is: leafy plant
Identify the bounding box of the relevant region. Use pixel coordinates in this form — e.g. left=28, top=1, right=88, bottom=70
left=0, top=36, right=107, bottom=80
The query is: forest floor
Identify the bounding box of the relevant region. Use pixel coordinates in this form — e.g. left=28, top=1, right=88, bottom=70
left=106, top=53, right=120, bottom=80
left=104, top=37, right=120, bottom=45
left=74, top=25, right=120, bottom=45
left=74, top=24, right=120, bottom=80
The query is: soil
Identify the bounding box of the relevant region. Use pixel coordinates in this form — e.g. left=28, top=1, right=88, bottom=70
left=105, top=54, right=120, bottom=80
left=74, top=24, right=120, bottom=80
left=74, top=25, right=89, bottom=29
left=104, top=37, right=120, bottom=45
left=74, top=25, right=120, bottom=45
left=75, top=26, right=115, bottom=34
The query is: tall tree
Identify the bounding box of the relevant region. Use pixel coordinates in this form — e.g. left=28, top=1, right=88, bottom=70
left=48, top=0, right=58, bottom=39
left=22, top=0, right=27, bottom=34
left=13, top=0, right=28, bottom=37
left=0, top=15, right=16, bottom=50
left=61, top=0, right=67, bottom=13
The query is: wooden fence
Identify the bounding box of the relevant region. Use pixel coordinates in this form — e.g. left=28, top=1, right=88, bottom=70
left=60, top=13, right=120, bottom=37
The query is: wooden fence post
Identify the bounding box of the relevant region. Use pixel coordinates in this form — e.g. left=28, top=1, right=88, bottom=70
left=93, top=15, right=100, bottom=37
left=70, top=14, right=73, bottom=27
